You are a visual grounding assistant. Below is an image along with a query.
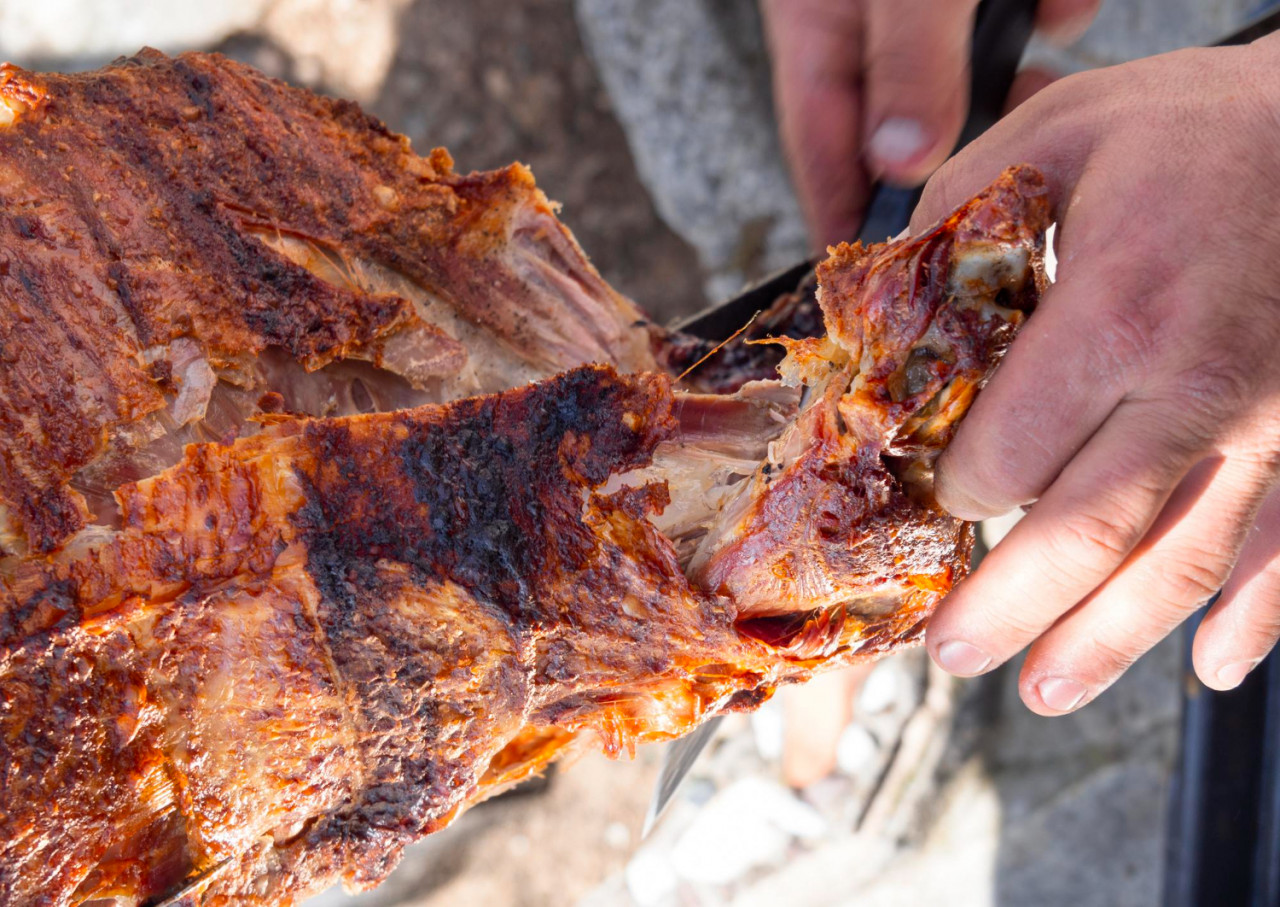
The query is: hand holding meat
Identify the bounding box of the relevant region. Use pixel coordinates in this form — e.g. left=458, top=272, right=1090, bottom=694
left=912, top=36, right=1280, bottom=713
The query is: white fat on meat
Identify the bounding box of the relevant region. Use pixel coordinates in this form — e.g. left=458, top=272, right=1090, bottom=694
left=603, top=381, right=800, bottom=567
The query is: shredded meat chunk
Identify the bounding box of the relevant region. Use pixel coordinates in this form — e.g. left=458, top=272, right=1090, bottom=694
left=0, top=49, right=1049, bottom=907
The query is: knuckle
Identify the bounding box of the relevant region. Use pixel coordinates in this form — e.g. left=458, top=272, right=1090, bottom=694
left=865, top=18, right=971, bottom=115
left=1236, top=425, right=1280, bottom=476
left=1026, top=545, right=1102, bottom=604
left=1038, top=66, right=1107, bottom=112
left=1084, top=631, right=1144, bottom=677
left=985, top=605, right=1051, bottom=648
left=1051, top=506, right=1141, bottom=565
left=1041, top=0, right=1102, bottom=23
left=941, top=425, right=1057, bottom=515
left=1236, top=594, right=1280, bottom=648
left=953, top=453, right=1028, bottom=511
left=1206, top=568, right=1280, bottom=654
left=1139, top=556, right=1228, bottom=631
left=1161, top=558, right=1227, bottom=608
left=1091, top=301, right=1163, bottom=381
left=766, top=0, right=861, bottom=32
left=1177, top=356, right=1253, bottom=413
left=865, top=41, right=921, bottom=85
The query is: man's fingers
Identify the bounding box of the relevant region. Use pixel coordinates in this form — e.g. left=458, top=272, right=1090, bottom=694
left=768, top=0, right=1099, bottom=242
left=1017, top=455, right=1267, bottom=714
left=762, top=0, right=871, bottom=246
left=1034, top=0, right=1101, bottom=45
left=1193, top=486, right=1280, bottom=690
left=1004, top=67, right=1059, bottom=114
left=863, top=0, right=980, bottom=184
left=927, top=397, right=1203, bottom=678
left=934, top=266, right=1145, bottom=521
left=908, top=68, right=1106, bottom=234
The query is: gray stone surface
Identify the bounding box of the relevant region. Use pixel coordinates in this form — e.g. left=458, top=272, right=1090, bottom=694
left=362, top=0, right=708, bottom=322
left=997, top=760, right=1172, bottom=907
left=0, top=0, right=411, bottom=101
left=988, top=639, right=1183, bottom=907
left=1027, top=0, right=1260, bottom=73
left=574, top=0, right=810, bottom=304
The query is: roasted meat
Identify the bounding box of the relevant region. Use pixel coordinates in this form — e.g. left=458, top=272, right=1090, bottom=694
left=0, top=50, right=1049, bottom=907
left=0, top=49, right=658, bottom=557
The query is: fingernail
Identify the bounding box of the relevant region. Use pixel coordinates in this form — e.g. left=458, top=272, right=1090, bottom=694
left=867, top=117, right=930, bottom=168
left=1216, top=660, right=1259, bottom=690
left=936, top=640, right=993, bottom=675
left=1037, top=677, right=1088, bottom=712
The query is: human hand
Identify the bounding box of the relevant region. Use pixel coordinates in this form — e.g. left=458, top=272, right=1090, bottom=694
left=761, top=0, right=1099, bottom=246
left=912, top=36, right=1280, bottom=714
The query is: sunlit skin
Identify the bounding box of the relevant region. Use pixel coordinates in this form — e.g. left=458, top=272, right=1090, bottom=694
left=912, top=37, right=1280, bottom=713
left=767, top=1, right=1280, bottom=716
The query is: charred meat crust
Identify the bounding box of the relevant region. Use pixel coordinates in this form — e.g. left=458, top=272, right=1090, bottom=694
left=0, top=366, right=781, bottom=904
left=0, top=64, right=1051, bottom=904
left=296, top=366, right=678, bottom=625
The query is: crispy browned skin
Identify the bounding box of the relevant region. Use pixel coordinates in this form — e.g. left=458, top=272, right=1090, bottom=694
left=691, top=166, right=1049, bottom=651
left=0, top=46, right=1050, bottom=907
left=0, top=49, right=656, bottom=555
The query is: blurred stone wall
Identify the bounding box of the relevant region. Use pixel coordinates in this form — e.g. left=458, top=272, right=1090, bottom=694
left=575, top=0, right=809, bottom=302
left=0, top=0, right=407, bottom=100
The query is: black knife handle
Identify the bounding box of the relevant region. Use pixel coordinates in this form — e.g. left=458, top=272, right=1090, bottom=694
left=961, top=0, right=1040, bottom=149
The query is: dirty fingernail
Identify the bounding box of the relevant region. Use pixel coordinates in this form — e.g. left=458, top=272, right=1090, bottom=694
left=935, top=640, right=992, bottom=675
left=867, top=117, right=930, bottom=167
left=1216, top=660, right=1258, bottom=690
left=1037, top=676, right=1087, bottom=712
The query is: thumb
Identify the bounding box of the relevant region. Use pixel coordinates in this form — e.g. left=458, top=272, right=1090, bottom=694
left=863, top=0, right=980, bottom=185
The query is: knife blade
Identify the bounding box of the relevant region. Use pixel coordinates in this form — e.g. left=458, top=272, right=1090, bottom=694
left=641, top=0, right=1041, bottom=837
left=151, top=858, right=232, bottom=907
left=642, top=718, right=722, bottom=837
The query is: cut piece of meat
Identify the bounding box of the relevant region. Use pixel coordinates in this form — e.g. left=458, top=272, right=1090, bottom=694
left=689, top=166, right=1048, bottom=643
left=0, top=49, right=1051, bottom=907
left=658, top=269, right=825, bottom=394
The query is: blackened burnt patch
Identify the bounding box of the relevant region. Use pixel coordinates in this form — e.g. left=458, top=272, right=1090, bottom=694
left=0, top=576, right=76, bottom=651
left=172, top=57, right=216, bottom=119
left=294, top=366, right=677, bottom=626
left=3, top=47, right=650, bottom=554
